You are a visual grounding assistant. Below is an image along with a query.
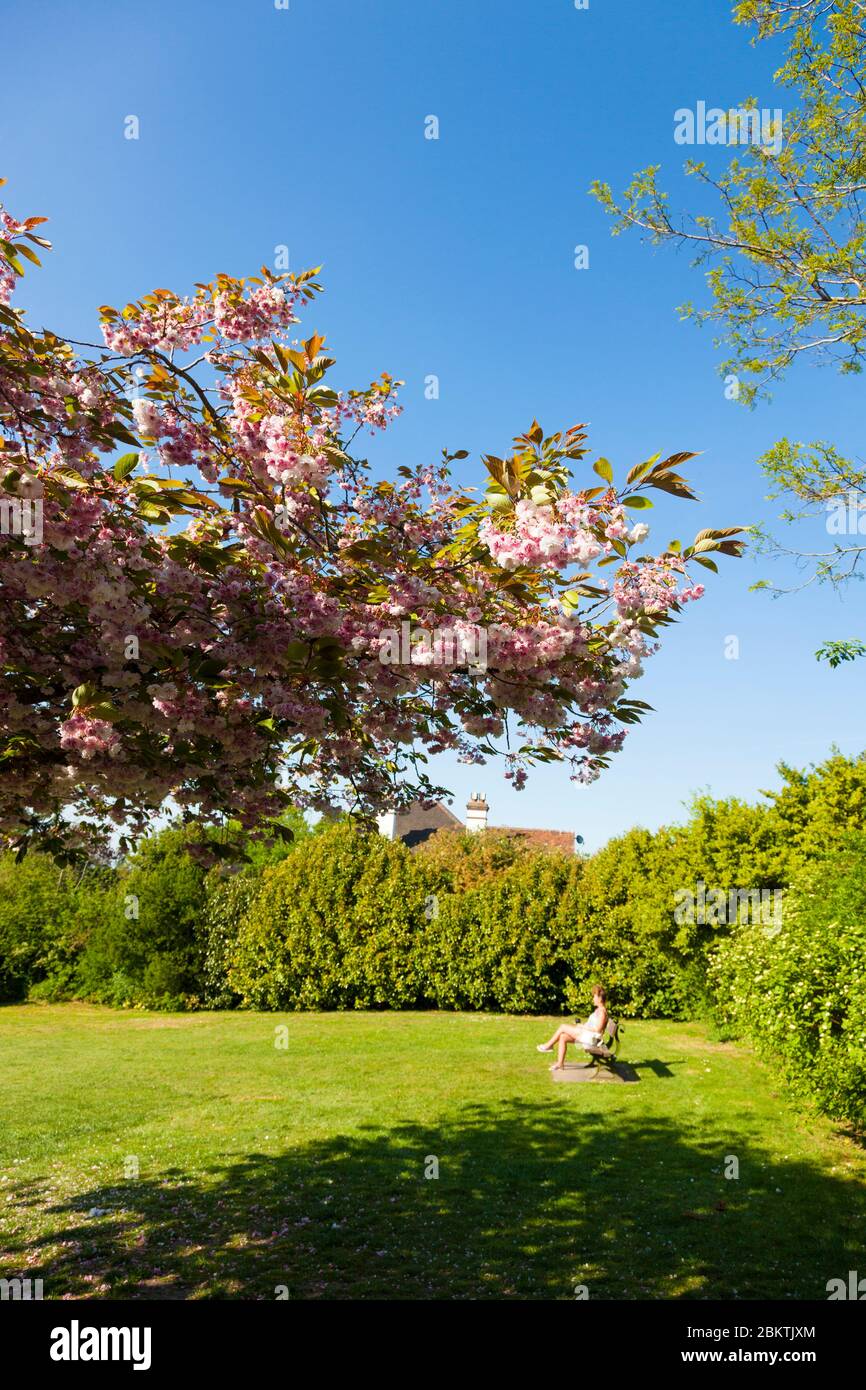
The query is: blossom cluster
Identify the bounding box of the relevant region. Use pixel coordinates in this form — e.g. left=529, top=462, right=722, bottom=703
left=478, top=496, right=653, bottom=572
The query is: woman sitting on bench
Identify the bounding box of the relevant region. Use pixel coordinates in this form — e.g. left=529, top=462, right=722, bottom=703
left=537, top=985, right=608, bottom=1071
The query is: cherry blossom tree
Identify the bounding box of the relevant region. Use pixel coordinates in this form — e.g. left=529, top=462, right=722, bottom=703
left=0, top=181, right=744, bottom=862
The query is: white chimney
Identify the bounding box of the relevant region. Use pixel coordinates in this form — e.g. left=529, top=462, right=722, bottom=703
left=376, top=810, right=398, bottom=840
left=465, top=792, right=489, bottom=834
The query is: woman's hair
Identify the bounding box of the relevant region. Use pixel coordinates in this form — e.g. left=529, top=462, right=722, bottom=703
left=591, top=984, right=607, bottom=1003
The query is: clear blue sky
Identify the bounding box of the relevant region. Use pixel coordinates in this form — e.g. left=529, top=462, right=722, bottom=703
left=3, top=0, right=864, bottom=848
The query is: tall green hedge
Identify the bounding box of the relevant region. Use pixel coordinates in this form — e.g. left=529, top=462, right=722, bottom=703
left=0, top=852, right=114, bottom=1002
left=229, top=822, right=430, bottom=1009
left=419, top=853, right=577, bottom=1012
left=76, top=826, right=212, bottom=1009
left=200, top=874, right=263, bottom=1009
left=225, top=823, right=686, bottom=1016
left=709, top=834, right=866, bottom=1127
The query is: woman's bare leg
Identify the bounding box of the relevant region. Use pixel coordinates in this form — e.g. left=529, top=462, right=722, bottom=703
left=539, top=1024, right=575, bottom=1052
left=552, top=1033, right=569, bottom=1070
left=543, top=1025, right=580, bottom=1067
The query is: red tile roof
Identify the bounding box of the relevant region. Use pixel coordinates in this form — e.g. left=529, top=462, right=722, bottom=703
left=494, top=826, right=575, bottom=854
left=387, top=801, right=574, bottom=853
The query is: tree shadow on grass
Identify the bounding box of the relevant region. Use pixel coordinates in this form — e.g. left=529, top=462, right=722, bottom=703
left=631, top=1059, right=681, bottom=1078
left=5, top=1101, right=865, bottom=1300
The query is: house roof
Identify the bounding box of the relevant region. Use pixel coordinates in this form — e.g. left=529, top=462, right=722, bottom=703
left=494, top=827, right=576, bottom=854
left=389, top=801, right=574, bottom=854
left=394, top=800, right=462, bottom=848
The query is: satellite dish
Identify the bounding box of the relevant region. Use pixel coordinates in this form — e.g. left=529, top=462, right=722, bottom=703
left=575, top=835, right=584, bottom=845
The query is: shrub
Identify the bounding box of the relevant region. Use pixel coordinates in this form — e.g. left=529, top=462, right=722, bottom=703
left=226, top=826, right=685, bottom=1018
left=709, top=834, right=866, bottom=1128
left=415, top=828, right=534, bottom=893
left=3, top=752, right=865, bottom=1045
left=0, top=852, right=114, bottom=1002
left=77, top=825, right=211, bottom=1009
left=559, top=828, right=705, bottom=1017
left=228, top=822, right=430, bottom=1009
left=418, top=853, right=573, bottom=1012
left=200, top=874, right=263, bottom=1008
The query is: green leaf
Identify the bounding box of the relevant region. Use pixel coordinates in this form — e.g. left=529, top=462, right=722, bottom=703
left=89, top=701, right=120, bottom=723
left=52, top=468, right=89, bottom=490
left=104, top=421, right=140, bottom=447
left=593, top=457, right=614, bottom=484
left=195, top=658, right=227, bottom=681
left=112, top=452, right=139, bottom=480
left=219, top=477, right=258, bottom=495
left=626, top=455, right=659, bottom=485
left=14, top=242, right=41, bottom=267
left=71, top=683, right=98, bottom=709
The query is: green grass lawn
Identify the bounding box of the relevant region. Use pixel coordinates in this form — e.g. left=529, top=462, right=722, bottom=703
left=1, top=1003, right=864, bottom=1300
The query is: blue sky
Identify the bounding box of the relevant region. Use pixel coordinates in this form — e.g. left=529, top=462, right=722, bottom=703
left=3, top=0, right=864, bottom=848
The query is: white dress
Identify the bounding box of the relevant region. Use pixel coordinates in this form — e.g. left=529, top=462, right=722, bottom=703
left=576, top=1008, right=606, bottom=1048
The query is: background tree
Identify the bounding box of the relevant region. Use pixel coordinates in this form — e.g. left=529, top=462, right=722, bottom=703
left=592, top=0, right=866, bottom=662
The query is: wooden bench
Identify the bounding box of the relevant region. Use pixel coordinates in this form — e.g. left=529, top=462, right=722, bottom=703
left=581, top=1016, right=622, bottom=1074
